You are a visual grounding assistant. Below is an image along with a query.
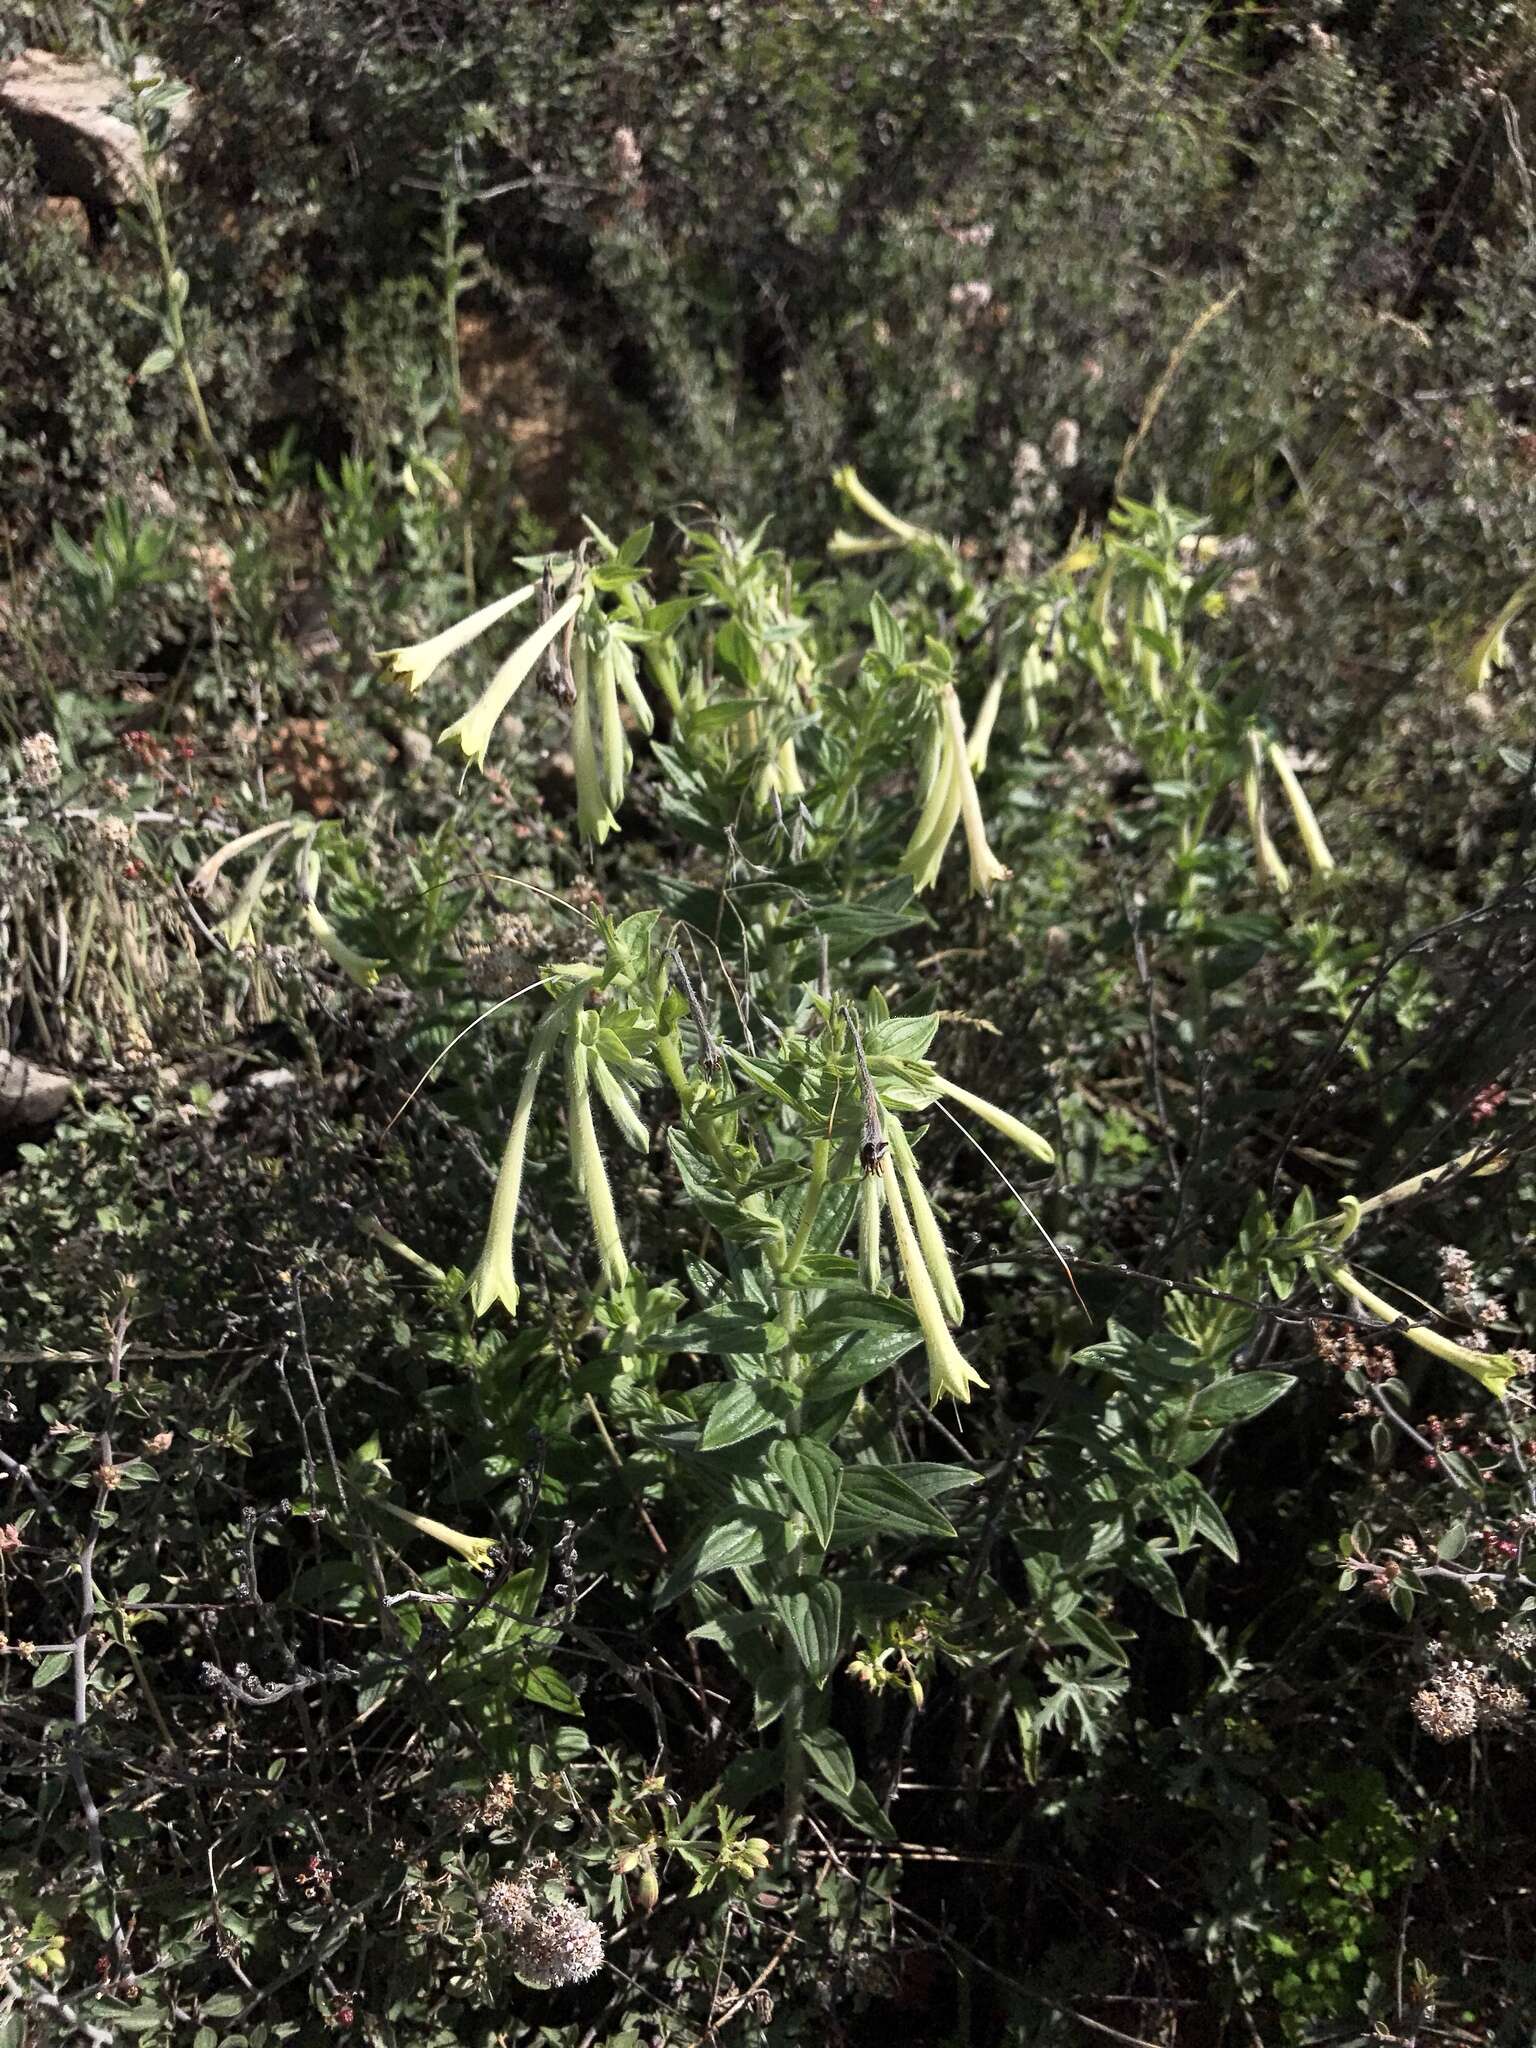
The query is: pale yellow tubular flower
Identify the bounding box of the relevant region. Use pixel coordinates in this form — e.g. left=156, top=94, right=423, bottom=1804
left=303, top=902, right=384, bottom=990
left=899, top=745, right=963, bottom=894
left=569, top=638, right=616, bottom=847
left=929, top=1073, right=1055, bottom=1165
left=1459, top=573, right=1534, bottom=690
left=889, top=1122, right=963, bottom=1326
left=965, top=671, right=1007, bottom=776
left=467, top=1020, right=560, bottom=1318
left=378, top=582, right=535, bottom=695
left=596, top=639, right=628, bottom=814
left=589, top=1049, right=650, bottom=1154
left=567, top=1037, right=630, bottom=1292
left=859, top=1170, right=885, bottom=1293
left=1137, top=581, right=1166, bottom=703
left=1242, top=731, right=1291, bottom=896
left=1322, top=1261, right=1518, bottom=1399
left=438, top=586, right=584, bottom=772
left=880, top=1155, right=986, bottom=1406
left=609, top=633, right=655, bottom=734
left=189, top=816, right=300, bottom=897
left=1266, top=740, right=1335, bottom=877
left=940, top=686, right=1011, bottom=899
left=219, top=834, right=290, bottom=949
left=831, top=465, right=928, bottom=544
left=775, top=735, right=805, bottom=798
left=374, top=1498, right=497, bottom=1572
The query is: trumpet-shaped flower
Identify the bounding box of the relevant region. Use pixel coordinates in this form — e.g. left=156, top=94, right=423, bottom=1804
left=438, top=586, right=585, bottom=773
left=941, top=687, right=1012, bottom=899
left=965, top=672, right=1007, bottom=777
left=467, top=1017, right=562, bottom=1319
left=377, top=582, right=535, bottom=695
left=1323, top=1261, right=1519, bottom=1399
left=929, top=1074, right=1055, bottom=1165
left=303, top=901, right=384, bottom=989
left=1242, top=732, right=1291, bottom=896
left=567, top=1038, right=630, bottom=1292
left=889, top=1122, right=963, bottom=1325
left=831, top=465, right=929, bottom=545
left=571, top=637, right=618, bottom=846
left=880, top=1156, right=986, bottom=1406
left=374, top=1498, right=498, bottom=1573
left=899, top=734, right=963, bottom=894
left=1266, top=740, right=1335, bottom=877
left=189, top=815, right=302, bottom=898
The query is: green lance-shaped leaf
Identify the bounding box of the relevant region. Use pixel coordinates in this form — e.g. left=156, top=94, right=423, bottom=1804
left=888, top=1121, right=963, bottom=1326
left=567, top=1034, right=629, bottom=1292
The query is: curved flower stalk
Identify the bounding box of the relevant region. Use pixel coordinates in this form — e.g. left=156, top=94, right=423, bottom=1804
left=1459, top=572, right=1534, bottom=690
left=879, top=1152, right=986, bottom=1406
left=377, top=582, right=536, bottom=695
left=438, top=583, right=586, bottom=773
left=900, top=686, right=1011, bottom=899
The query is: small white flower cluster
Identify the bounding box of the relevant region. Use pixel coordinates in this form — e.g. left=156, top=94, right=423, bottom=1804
left=483, top=1870, right=604, bottom=1989
left=19, top=732, right=62, bottom=790
left=1411, top=1654, right=1527, bottom=1743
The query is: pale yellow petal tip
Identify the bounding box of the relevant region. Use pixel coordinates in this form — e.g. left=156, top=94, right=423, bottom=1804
left=376, top=648, right=431, bottom=695
left=929, top=1353, right=988, bottom=1407
left=468, top=1258, right=520, bottom=1321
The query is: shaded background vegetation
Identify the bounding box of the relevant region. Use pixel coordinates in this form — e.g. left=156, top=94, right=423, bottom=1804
left=2, top=2, right=1536, bottom=2043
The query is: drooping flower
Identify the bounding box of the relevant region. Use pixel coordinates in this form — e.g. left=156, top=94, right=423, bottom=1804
left=1266, top=740, right=1335, bottom=878
left=1242, top=730, right=1291, bottom=895
left=888, top=1122, right=963, bottom=1326
left=571, top=634, right=619, bottom=846
left=377, top=583, right=535, bottom=695
left=303, top=902, right=384, bottom=988
left=467, top=1017, right=562, bottom=1318
left=567, top=1035, right=630, bottom=1292
left=1323, top=1261, right=1519, bottom=1399
left=941, top=686, right=1011, bottom=898
left=438, top=586, right=585, bottom=773
left=928, top=1074, right=1055, bottom=1166
left=374, top=1499, right=497, bottom=1573
left=859, top=1166, right=885, bottom=1294
left=880, top=1155, right=985, bottom=1406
